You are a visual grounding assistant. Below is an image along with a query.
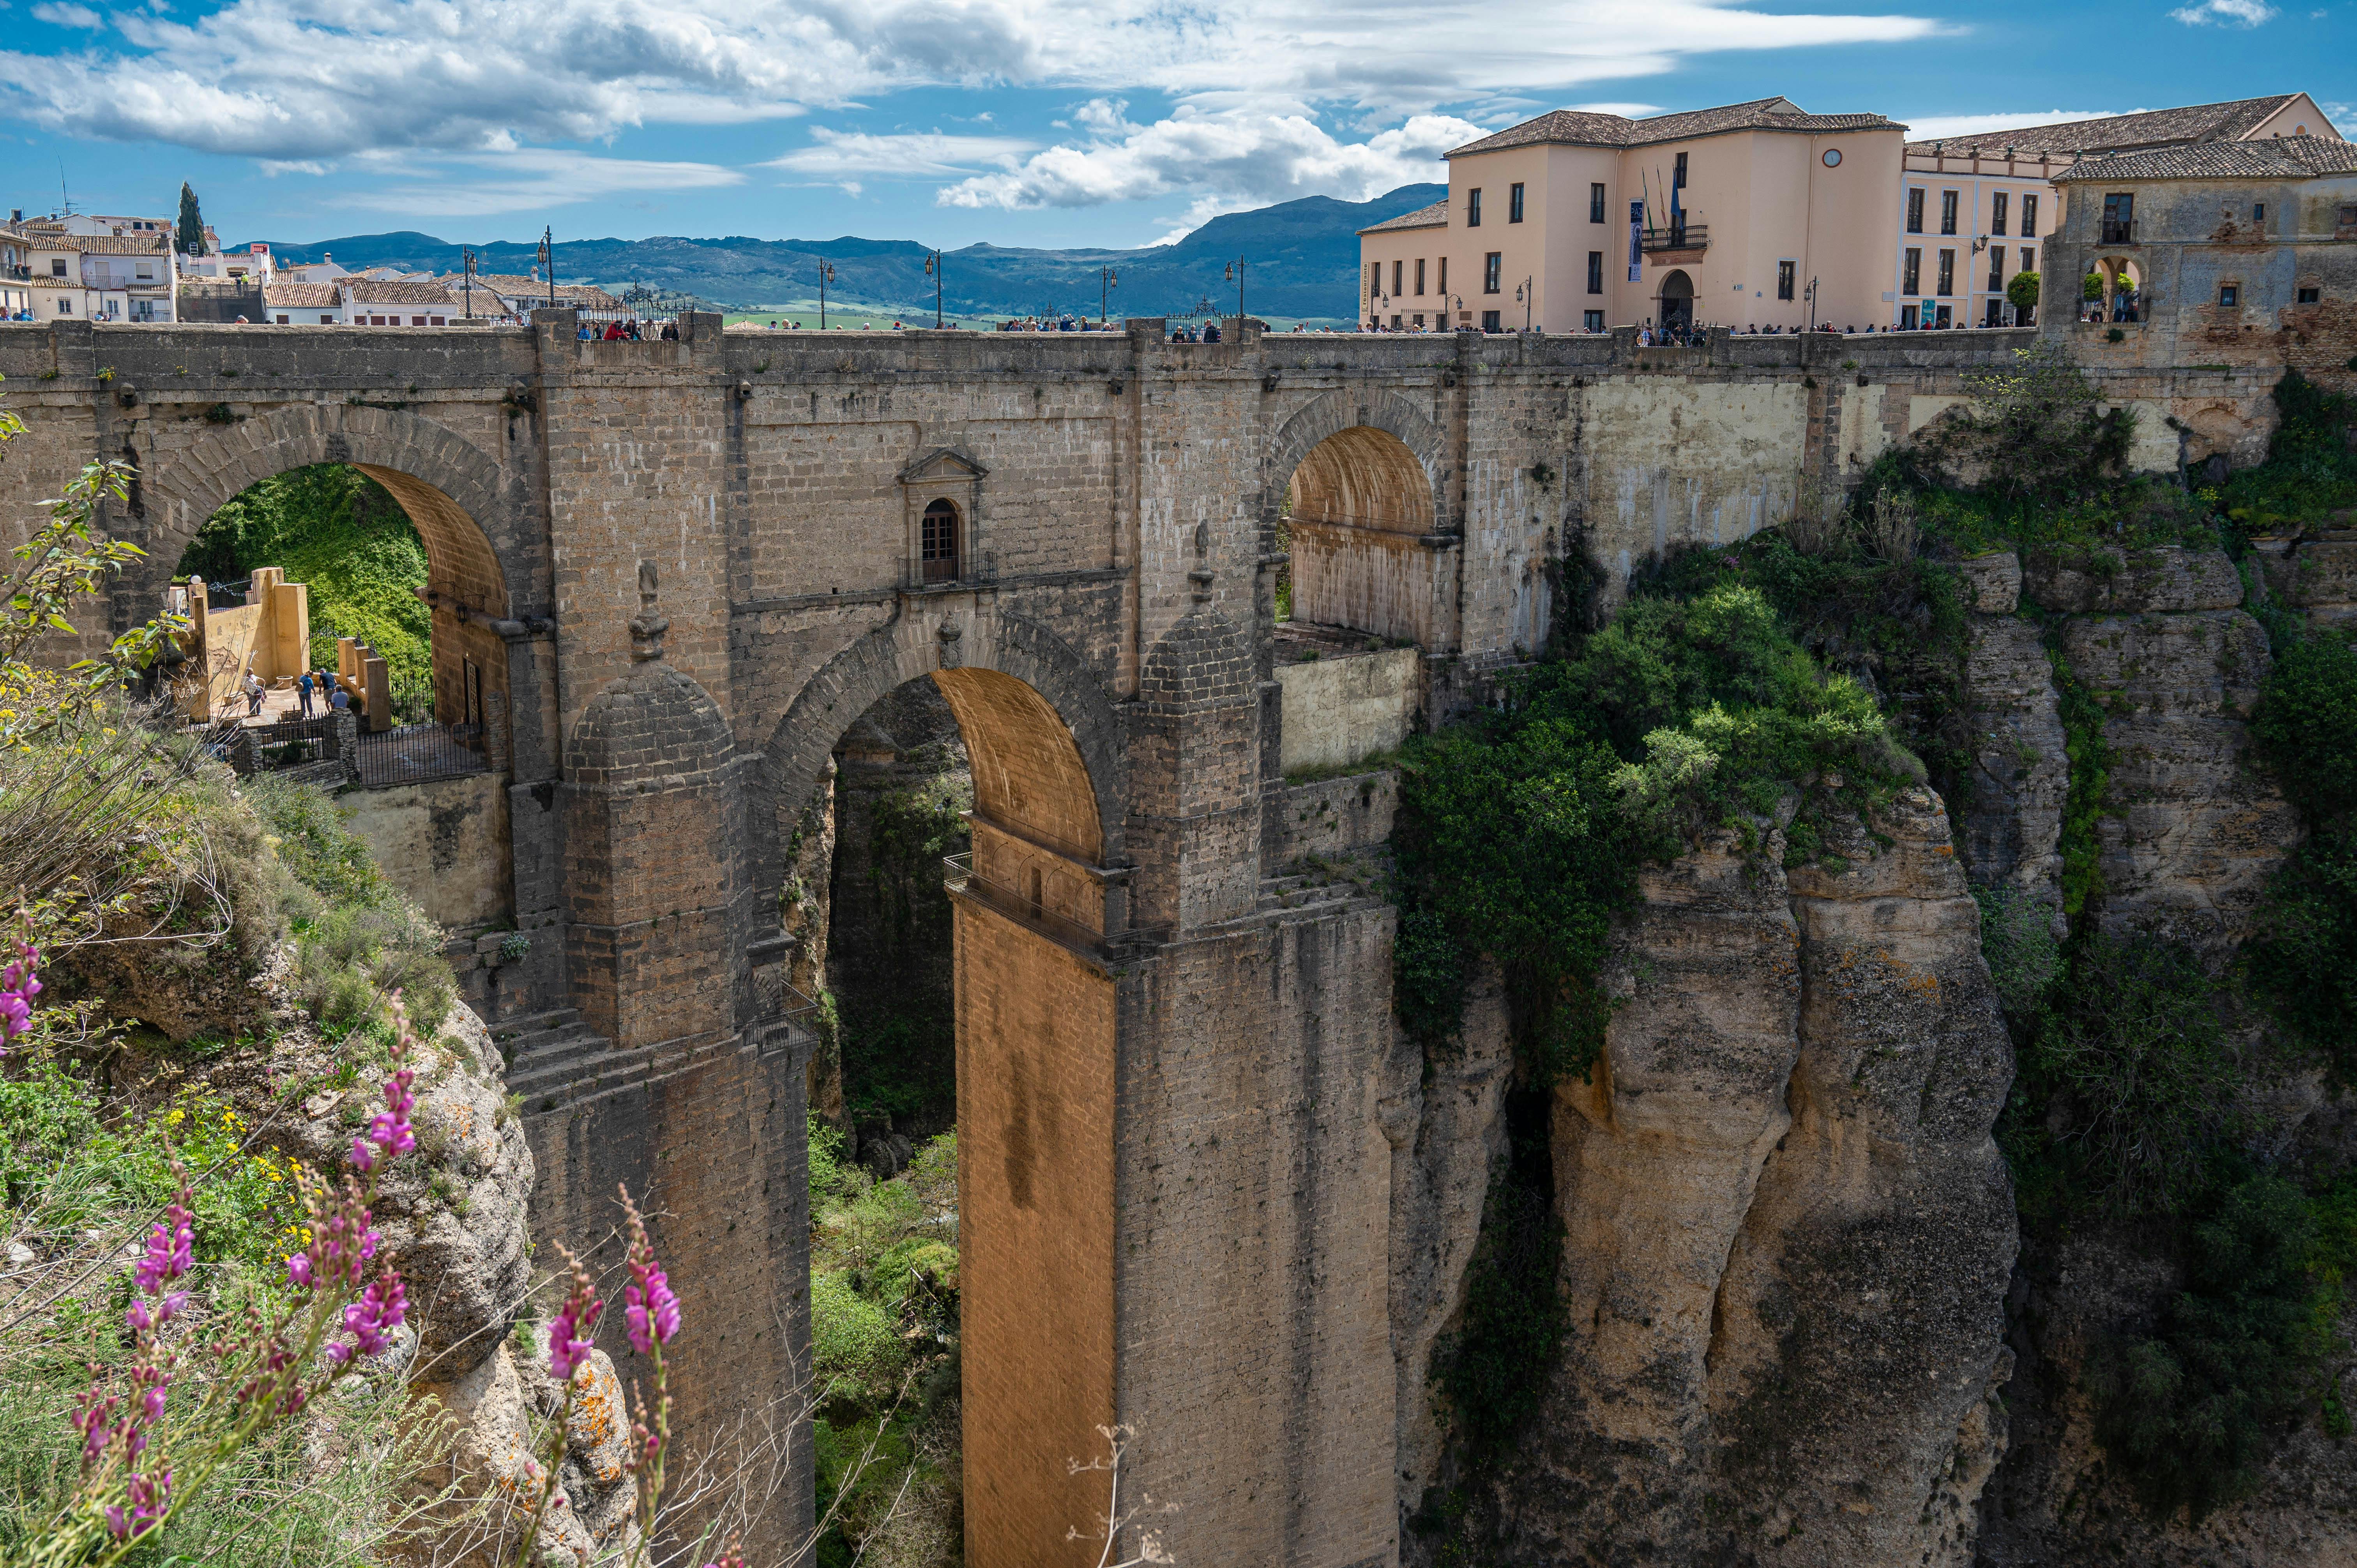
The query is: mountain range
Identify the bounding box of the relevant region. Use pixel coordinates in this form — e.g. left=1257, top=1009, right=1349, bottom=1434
left=245, top=185, right=1443, bottom=323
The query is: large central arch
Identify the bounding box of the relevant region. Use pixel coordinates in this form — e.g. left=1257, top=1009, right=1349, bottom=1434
left=756, top=605, right=1124, bottom=1567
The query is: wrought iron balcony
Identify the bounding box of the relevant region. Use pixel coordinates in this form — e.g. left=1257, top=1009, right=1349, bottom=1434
left=1640, top=224, right=1707, bottom=254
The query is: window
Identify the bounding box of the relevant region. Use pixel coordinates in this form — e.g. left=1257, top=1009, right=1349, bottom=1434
left=1902, top=247, right=1922, bottom=295
left=1587, top=251, right=1604, bottom=294
left=921, top=498, right=961, bottom=582
left=1368, top=264, right=1380, bottom=302
left=1901, top=304, right=1919, bottom=329
left=2252, top=203, right=2264, bottom=221
left=1989, top=249, right=2004, bottom=291
left=1484, top=252, right=1502, bottom=293
left=319, top=314, right=334, bottom=325
left=1412, top=313, right=1425, bottom=327
left=2101, top=192, right=2133, bottom=243
left=1777, top=260, right=1795, bottom=301
left=1480, top=309, right=1501, bottom=332
left=1991, top=192, right=2009, bottom=235
left=2297, top=286, right=2321, bottom=304
left=1467, top=188, right=1482, bottom=227
left=49, top=259, right=65, bottom=277
left=1584, top=309, right=1604, bottom=332
left=2219, top=283, right=2239, bottom=307
left=1937, top=249, right=1954, bottom=295
left=1391, top=259, right=1403, bottom=296
left=1673, top=152, right=1687, bottom=191
left=1438, top=257, right=1447, bottom=294
left=275, top=314, right=288, bottom=324
left=1940, top=191, right=1958, bottom=235
left=56, top=297, right=71, bottom=314
left=1390, top=314, right=1402, bottom=329
left=410, top=315, right=425, bottom=326
left=430, top=316, right=445, bottom=326
left=1906, top=188, right=1925, bottom=233
left=2021, top=246, right=2036, bottom=275
left=2021, top=194, right=2038, bottom=236
left=1509, top=183, right=1525, bottom=223
left=2341, top=205, right=2357, bottom=227
left=1414, top=258, right=1425, bottom=295
left=1590, top=182, right=1606, bottom=222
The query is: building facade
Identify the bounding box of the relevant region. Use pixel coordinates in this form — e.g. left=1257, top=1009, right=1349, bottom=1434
left=1357, top=97, right=1908, bottom=335
left=1894, top=93, right=2338, bottom=330
left=10, top=224, right=177, bottom=323
left=2042, top=134, right=2357, bottom=394
left=1362, top=91, right=2342, bottom=335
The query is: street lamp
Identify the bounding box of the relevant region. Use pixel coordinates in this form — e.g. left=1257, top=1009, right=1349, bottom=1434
left=1804, top=275, right=1820, bottom=333
left=817, top=259, right=836, bottom=330
left=1223, top=256, right=1244, bottom=334
left=461, top=248, right=476, bottom=320
left=1100, top=265, right=1117, bottom=325
left=922, top=250, right=943, bottom=329
left=1515, top=275, right=1534, bottom=332
left=537, top=228, right=554, bottom=314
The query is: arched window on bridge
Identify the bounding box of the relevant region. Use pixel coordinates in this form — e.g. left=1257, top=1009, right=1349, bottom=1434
left=921, top=497, right=963, bottom=584
left=1279, top=424, right=1437, bottom=646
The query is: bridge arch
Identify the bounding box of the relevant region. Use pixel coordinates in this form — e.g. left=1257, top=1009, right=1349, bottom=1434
left=129, top=403, right=520, bottom=623
left=127, top=402, right=522, bottom=738
left=754, top=606, right=1122, bottom=901
left=1266, top=388, right=1452, bottom=644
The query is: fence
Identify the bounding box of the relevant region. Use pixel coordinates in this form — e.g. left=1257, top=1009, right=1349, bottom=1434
left=353, top=722, right=492, bottom=788
left=223, top=714, right=339, bottom=779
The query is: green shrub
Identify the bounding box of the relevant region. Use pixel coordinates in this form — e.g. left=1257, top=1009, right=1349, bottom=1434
left=2245, top=828, right=2357, bottom=1074
left=1972, top=884, right=2060, bottom=1019
left=2091, top=1173, right=2328, bottom=1518
left=810, top=1270, right=907, bottom=1397
left=2249, top=629, right=2357, bottom=825
left=292, top=899, right=454, bottom=1036
left=2217, top=370, right=2357, bottom=533
left=2015, top=937, right=2235, bottom=1216
left=1431, top=1097, right=1566, bottom=1462
left=246, top=775, right=390, bottom=911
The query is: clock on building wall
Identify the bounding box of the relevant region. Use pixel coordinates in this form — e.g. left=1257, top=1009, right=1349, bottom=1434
left=1822, top=148, right=1843, bottom=167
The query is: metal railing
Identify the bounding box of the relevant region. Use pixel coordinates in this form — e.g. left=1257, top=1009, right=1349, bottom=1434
left=225, top=713, right=339, bottom=776
left=1641, top=224, right=1707, bottom=253
left=354, top=722, right=491, bottom=788
left=942, top=852, right=1110, bottom=958
left=920, top=554, right=961, bottom=584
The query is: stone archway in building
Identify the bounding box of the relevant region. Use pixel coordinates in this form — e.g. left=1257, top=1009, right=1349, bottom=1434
left=1657, top=268, right=1695, bottom=332
left=756, top=606, right=1123, bottom=1568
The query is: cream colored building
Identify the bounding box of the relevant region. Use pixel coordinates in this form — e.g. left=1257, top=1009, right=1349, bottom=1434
left=1357, top=97, right=1907, bottom=335
left=1894, top=93, right=2339, bottom=330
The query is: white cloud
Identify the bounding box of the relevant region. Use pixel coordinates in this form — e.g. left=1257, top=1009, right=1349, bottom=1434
left=328, top=148, right=745, bottom=218
left=30, top=2, right=102, bottom=25
left=939, top=108, right=1486, bottom=214
left=0, top=0, right=1944, bottom=163
left=1899, top=108, right=2130, bottom=141
left=763, top=129, right=1038, bottom=177
left=2169, top=0, right=2276, bottom=22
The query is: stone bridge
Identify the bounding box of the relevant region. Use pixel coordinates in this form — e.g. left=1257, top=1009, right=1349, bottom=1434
left=0, top=315, right=2279, bottom=1566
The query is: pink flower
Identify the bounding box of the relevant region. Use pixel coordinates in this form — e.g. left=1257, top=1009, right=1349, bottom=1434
left=133, top=1201, right=193, bottom=1295
left=546, top=1248, right=602, bottom=1383
left=0, top=942, right=40, bottom=1052
left=619, top=1186, right=682, bottom=1357
left=284, top=1253, right=312, bottom=1289
left=326, top=1271, right=406, bottom=1367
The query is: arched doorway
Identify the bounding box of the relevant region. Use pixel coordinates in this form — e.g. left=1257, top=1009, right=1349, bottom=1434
left=1282, top=424, right=1438, bottom=643
left=765, top=625, right=1118, bottom=1568
left=1657, top=268, right=1694, bottom=332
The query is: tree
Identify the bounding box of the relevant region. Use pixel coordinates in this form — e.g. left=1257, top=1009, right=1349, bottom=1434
left=175, top=183, right=206, bottom=256
left=2006, top=270, right=2040, bottom=311
left=2083, top=270, right=2106, bottom=302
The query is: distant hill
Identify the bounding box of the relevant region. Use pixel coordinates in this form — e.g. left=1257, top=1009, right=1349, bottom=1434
left=243, top=185, right=1444, bottom=321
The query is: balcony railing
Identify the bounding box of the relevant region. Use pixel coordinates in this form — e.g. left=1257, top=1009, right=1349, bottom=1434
left=1640, top=224, right=1707, bottom=253
left=943, top=851, right=1110, bottom=960
left=2099, top=219, right=2136, bottom=245
left=920, top=554, right=961, bottom=585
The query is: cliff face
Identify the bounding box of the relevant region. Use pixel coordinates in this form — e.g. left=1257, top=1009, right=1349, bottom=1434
left=1395, top=788, right=2019, bottom=1565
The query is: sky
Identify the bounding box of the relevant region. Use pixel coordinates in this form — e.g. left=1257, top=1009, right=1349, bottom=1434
left=0, top=0, right=2350, bottom=253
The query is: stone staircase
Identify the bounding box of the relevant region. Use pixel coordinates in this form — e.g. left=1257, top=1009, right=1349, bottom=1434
left=491, top=1008, right=640, bottom=1112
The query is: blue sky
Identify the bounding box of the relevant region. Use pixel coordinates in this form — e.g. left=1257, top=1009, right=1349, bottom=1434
left=1, top=0, right=2350, bottom=252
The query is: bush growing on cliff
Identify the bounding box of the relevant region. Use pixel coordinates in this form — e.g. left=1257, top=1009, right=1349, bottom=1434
left=2245, top=618, right=2357, bottom=1074
left=2216, top=370, right=2357, bottom=534
left=1394, top=565, right=1926, bottom=1082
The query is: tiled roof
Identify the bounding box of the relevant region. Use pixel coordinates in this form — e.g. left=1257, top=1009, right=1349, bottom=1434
left=341, top=278, right=464, bottom=306
left=30, top=233, right=171, bottom=255
left=1449, top=97, right=1903, bottom=157
left=264, top=282, right=339, bottom=308
left=1357, top=200, right=1449, bottom=235
left=2055, top=134, right=2357, bottom=182
left=1902, top=95, right=2318, bottom=157
left=447, top=272, right=621, bottom=307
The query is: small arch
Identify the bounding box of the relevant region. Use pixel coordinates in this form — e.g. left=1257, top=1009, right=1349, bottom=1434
left=1657, top=268, right=1695, bottom=331
left=1274, top=418, right=1446, bottom=645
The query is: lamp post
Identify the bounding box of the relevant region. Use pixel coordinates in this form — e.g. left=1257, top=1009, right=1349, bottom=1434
left=817, top=259, right=836, bottom=330
left=922, top=249, right=943, bottom=329
left=1804, top=275, right=1820, bottom=333
left=538, top=228, right=553, bottom=313
left=1100, top=264, right=1117, bottom=325
left=1223, top=256, right=1244, bottom=335
left=1515, top=274, right=1534, bottom=332
left=461, top=248, right=476, bottom=320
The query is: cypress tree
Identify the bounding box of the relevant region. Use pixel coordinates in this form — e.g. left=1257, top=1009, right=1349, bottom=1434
left=176, top=183, right=207, bottom=256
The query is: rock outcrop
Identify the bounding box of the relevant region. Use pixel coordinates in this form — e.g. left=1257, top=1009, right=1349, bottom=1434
left=1398, top=789, right=2018, bottom=1565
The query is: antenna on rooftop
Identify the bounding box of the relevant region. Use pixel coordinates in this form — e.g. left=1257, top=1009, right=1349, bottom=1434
left=57, top=157, right=71, bottom=217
